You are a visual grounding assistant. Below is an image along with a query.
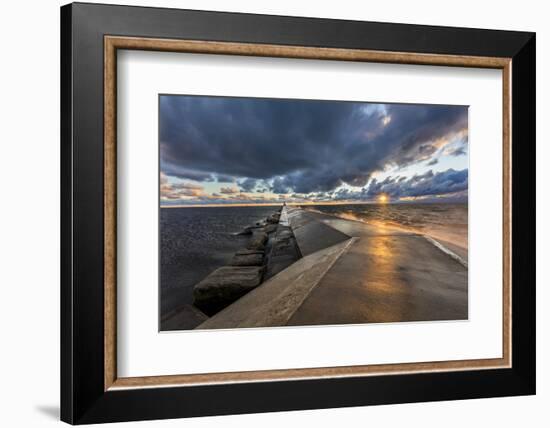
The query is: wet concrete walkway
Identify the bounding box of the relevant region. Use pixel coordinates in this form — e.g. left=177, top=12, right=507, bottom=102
left=287, top=212, right=467, bottom=325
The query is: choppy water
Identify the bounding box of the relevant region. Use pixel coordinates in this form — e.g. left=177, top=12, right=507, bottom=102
left=160, top=205, right=279, bottom=314
left=306, top=203, right=468, bottom=251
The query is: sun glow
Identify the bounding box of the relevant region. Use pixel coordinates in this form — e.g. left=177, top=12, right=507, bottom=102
left=377, top=193, right=389, bottom=204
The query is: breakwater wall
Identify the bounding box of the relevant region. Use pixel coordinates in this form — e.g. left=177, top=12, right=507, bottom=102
left=192, top=206, right=301, bottom=316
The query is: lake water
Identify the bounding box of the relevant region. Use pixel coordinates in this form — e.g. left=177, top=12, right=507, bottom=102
left=160, top=205, right=278, bottom=315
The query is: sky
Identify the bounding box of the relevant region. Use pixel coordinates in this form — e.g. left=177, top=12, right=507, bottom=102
left=160, top=95, right=468, bottom=206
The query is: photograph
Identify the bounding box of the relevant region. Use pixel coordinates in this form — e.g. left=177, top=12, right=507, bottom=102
left=159, top=95, right=469, bottom=331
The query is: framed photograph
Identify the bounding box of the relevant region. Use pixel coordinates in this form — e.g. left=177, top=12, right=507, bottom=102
left=61, top=2, right=535, bottom=424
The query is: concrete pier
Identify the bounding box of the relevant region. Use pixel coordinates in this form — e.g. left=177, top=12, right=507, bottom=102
left=197, top=206, right=467, bottom=329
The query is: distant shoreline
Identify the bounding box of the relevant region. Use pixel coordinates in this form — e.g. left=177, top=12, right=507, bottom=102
left=161, top=203, right=287, bottom=208
left=160, top=201, right=468, bottom=209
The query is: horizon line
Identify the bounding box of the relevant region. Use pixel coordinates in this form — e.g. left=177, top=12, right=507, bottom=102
left=160, top=200, right=467, bottom=208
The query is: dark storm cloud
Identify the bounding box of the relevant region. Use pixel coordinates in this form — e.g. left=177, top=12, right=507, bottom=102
left=215, top=174, right=235, bottom=183
left=391, top=168, right=468, bottom=197
left=161, top=163, right=215, bottom=182
left=333, top=168, right=468, bottom=200
left=160, top=96, right=467, bottom=194
left=238, top=178, right=257, bottom=192
left=270, top=177, right=290, bottom=194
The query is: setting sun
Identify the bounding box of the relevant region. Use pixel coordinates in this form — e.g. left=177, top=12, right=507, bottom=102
left=378, top=193, right=389, bottom=204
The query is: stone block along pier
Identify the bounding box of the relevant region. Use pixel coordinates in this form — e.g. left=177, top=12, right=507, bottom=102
left=194, top=205, right=468, bottom=330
